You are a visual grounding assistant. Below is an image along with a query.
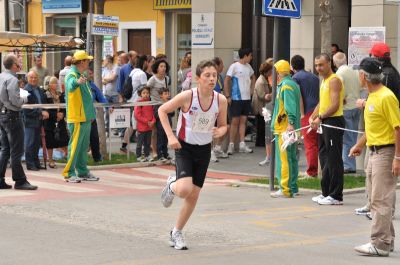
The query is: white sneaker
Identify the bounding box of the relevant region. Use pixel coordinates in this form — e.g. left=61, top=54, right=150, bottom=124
left=239, top=142, right=253, bottom=153
left=161, top=174, right=176, bottom=208
left=227, top=143, right=234, bottom=155
left=354, top=242, right=389, bottom=257
left=270, top=189, right=291, bottom=198
left=355, top=205, right=370, bottom=215
left=217, top=151, right=229, bottom=158
left=210, top=151, right=219, bottom=162
left=312, top=194, right=324, bottom=203
left=318, top=196, right=343, bottom=205
left=169, top=230, right=188, bottom=250
left=259, top=157, right=270, bottom=166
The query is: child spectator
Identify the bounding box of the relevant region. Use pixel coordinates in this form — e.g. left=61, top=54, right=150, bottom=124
left=134, top=86, right=156, bottom=162
left=154, top=87, right=174, bottom=161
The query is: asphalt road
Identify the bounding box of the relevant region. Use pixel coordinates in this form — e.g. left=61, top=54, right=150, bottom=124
left=0, top=165, right=398, bottom=265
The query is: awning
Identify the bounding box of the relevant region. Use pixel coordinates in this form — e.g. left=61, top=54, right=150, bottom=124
left=0, top=31, right=84, bottom=52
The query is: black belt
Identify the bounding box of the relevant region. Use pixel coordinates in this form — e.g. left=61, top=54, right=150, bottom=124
left=369, top=144, right=395, bottom=152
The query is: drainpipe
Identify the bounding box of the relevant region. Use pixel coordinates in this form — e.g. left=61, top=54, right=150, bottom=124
left=23, top=0, right=28, bottom=33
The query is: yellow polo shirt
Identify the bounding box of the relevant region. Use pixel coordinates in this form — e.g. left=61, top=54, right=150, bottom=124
left=365, top=86, right=400, bottom=146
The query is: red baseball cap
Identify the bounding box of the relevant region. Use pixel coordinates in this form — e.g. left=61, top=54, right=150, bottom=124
left=370, top=42, right=391, bottom=58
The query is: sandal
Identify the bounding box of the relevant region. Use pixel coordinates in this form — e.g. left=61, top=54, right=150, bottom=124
left=49, top=161, right=57, bottom=169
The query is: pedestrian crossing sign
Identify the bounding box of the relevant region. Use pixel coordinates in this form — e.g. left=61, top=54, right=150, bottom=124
left=263, top=0, right=301, bottom=19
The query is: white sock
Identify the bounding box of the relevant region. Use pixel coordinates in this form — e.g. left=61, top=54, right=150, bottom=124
left=240, top=141, right=245, bottom=145
left=172, top=227, right=181, bottom=234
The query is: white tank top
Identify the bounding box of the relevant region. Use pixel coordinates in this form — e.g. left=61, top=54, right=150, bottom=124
left=176, top=87, right=220, bottom=145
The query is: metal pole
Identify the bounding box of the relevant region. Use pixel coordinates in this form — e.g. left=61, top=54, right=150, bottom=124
left=86, top=0, right=94, bottom=54
left=109, top=125, right=112, bottom=161
left=269, top=17, right=279, bottom=191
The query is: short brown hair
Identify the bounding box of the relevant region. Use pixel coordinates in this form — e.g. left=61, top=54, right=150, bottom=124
left=259, top=61, right=273, bottom=76
left=195, top=60, right=217, bottom=77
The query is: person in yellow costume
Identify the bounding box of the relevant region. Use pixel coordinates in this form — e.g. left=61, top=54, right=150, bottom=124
left=62, top=51, right=99, bottom=183
left=270, top=60, right=301, bottom=198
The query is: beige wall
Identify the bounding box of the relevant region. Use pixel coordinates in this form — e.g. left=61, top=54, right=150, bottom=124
left=291, top=0, right=349, bottom=71
left=352, top=0, right=399, bottom=67
left=0, top=0, right=5, bottom=31
left=192, top=0, right=242, bottom=80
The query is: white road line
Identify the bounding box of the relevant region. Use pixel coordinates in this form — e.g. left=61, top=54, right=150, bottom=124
left=133, top=167, right=174, bottom=176
left=95, top=170, right=166, bottom=183
left=32, top=181, right=102, bottom=193
left=0, top=190, right=34, bottom=197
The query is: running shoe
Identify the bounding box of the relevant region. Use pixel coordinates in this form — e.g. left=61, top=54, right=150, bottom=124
left=161, top=174, right=176, bottom=208
left=169, top=230, right=188, bottom=250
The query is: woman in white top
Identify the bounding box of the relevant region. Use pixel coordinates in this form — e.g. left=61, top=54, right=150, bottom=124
left=158, top=60, right=228, bottom=250
left=147, top=59, right=170, bottom=158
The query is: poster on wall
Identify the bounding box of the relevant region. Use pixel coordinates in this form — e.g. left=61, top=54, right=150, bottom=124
left=42, top=0, right=82, bottom=14
left=103, top=36, right=114, bottom=58
left=192, top=13, right=214, bottom=49
left=348, top=27, right=386, bottom=68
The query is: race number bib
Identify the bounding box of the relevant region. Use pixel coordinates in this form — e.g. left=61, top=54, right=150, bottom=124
left=192, top=112, right=215, bottom=133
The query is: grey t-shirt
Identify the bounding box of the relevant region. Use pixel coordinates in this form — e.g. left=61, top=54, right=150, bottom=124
left=147, top=75, right=169, bottom=102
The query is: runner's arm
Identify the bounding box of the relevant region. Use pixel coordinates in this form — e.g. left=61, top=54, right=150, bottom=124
left=158, top=90, right=192, bottom=149
left=214, top=94, right=228, bottom=138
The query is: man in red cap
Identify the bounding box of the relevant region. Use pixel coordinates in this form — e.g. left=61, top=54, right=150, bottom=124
left=369, top=42, right=400, bottom=102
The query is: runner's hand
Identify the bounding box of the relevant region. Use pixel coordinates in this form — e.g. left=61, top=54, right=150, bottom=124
left=212, top=127, right=226, bottom=138
left=168, top=136, right=181, bottom=150
left=392, top=159, right=400, bottom=177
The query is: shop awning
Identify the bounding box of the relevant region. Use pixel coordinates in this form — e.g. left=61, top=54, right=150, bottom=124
left=0, top=31, right=84, bottom=52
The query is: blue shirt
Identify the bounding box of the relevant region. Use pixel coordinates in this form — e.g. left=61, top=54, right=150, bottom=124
left=214, top=74, right=224, bottom=93
left=90, top=81, right=108, bottom=103
left=292, top=70, right=320, bottom=114
left=116, top=63, right=133, bottom=93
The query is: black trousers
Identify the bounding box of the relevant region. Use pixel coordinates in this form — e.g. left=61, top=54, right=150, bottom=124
left=90, top=120, right=102, bottom=161
left=255, top=114, right=266, bottom=147
left=156, top=121, right=168, bottom=158
left=136, top=131, right=152, bottom=158
left=0, top=112, right=26, bottom=182
left=318, top=116, right=345, bottom=201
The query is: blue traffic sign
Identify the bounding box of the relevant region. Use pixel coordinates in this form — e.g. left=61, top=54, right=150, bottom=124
left=263, top=0, right=301, bottom=19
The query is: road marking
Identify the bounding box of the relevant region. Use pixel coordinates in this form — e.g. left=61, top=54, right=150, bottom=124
left=133, top=167, right=174, bottom=176
left=32, top=181, right=102, bottom=193
left=94, top=170, right=165, bottom=183
left=200, top=206, right=317, bottom=217
left=0, top=190, right=34, bottom=197
left=98, top=179, right=160, bottom=190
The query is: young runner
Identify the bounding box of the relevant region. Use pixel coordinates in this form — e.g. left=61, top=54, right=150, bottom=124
left=158, top=60, right=228, bottom=250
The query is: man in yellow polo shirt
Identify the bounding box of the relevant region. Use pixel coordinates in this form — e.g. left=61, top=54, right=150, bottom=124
left=309, top=53, right=345, bottom=205
left=350, top=57, right=400, bottom=256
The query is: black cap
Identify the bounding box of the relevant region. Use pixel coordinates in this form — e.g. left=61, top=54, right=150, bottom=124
left=359, top=57, right=383, bottom=74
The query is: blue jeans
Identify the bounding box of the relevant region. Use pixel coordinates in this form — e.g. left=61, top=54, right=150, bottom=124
left=24, top=127, right=41, bottom=169
left=342, top=108, right=360, bottom=171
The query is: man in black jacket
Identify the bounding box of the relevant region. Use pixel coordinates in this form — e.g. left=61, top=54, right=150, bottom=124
left=370, top=42, right=400, bottom=102
left=23, top=70, right=49, bottom=171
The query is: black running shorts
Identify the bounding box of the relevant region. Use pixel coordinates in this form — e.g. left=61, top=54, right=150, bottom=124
left=175, top=140, right=211, bottom=188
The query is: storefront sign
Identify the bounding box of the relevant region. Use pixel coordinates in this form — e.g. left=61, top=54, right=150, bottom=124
left=91, top=14, right=119, bottom=36
left=110, top=108, right=131, bottom=129
left=192, top=13, right=214, bottom=49
left=348, top=27, right=386, bottom=68
left=153, top=0, right=191, bottom=10
left=42, top=0, right=82, bottom=14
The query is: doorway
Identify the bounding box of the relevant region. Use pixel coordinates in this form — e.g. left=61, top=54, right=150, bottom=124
left=128, top=29, right=151, bottom=55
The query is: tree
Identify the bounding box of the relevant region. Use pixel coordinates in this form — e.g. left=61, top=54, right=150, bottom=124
left=319, top=0, right=333, bottom=54
left=93, top=0, right=108, bottom=158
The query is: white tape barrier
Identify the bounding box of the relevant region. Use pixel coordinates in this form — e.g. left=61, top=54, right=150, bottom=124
left=21, top=100, right=163, bottom=109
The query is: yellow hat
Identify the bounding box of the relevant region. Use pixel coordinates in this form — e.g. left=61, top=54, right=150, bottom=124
left=73, top=50, right=93, bottom=61
left=274, top=60, right=290, bottom=73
